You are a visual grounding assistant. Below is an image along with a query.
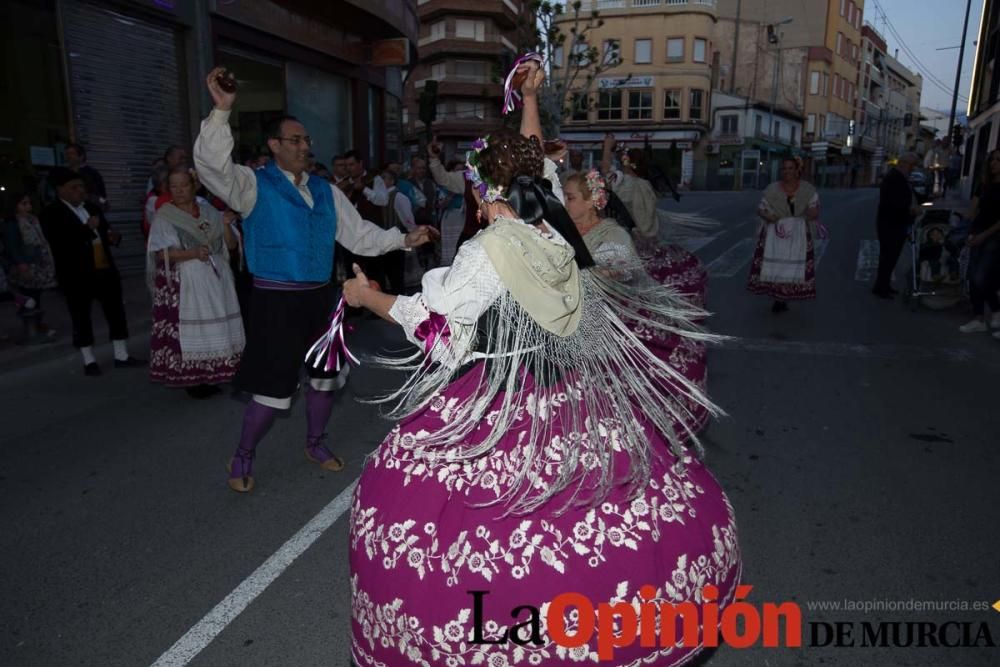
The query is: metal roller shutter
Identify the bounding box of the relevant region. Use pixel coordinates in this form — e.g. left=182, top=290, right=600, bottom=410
left=60, top=0, right=189, bottom=274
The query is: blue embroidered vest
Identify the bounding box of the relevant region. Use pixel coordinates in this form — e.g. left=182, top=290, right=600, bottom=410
left=243, top=161, right=337, bottom=282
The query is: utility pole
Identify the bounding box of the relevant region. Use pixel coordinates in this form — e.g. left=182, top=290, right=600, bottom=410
left=765, top=17, right=793, bottom=188
left=730, top=0, right=741, bottom=95
left=948, top=0, right=973, bottom=143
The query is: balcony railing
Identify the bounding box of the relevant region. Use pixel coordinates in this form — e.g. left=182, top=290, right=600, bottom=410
left=415, top=75, right=492, bottom=87
left=418, top=29, right=510, bottom=48
left=573, top=0, right=716, bottom=10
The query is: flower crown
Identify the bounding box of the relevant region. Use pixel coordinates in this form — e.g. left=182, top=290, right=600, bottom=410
left=585, top=169, right=609, bottom=210
left=464, top=136, right=506, bottom=203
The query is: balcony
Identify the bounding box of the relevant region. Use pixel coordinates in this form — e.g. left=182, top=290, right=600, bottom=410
left=417, top=0, right=520, bottom=28
left=414, top=78, right=503, bottom=98
left=417, top=29, right=515, bottom=60
left=562, top=0, right=716, bottom=15
left=712, top=132, right=744, bottom=145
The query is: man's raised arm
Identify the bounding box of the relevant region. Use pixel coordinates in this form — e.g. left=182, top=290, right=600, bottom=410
left=192, top=67, right=259, bottom=216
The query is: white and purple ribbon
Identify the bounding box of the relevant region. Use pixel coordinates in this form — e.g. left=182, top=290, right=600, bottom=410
left=305, top=296, right=360, bottom=372
left=502, top=52, right=544, bottom=116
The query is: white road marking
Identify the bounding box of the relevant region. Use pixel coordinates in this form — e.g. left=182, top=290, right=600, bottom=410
left=706, top=238, right=756, bottom=277
left=855, top=239, right=880, bottom=282
left=150, top=480, right=358, bottom=667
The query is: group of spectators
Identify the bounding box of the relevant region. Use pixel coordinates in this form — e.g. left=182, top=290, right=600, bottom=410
left=0, top=135, right=669, bottom=361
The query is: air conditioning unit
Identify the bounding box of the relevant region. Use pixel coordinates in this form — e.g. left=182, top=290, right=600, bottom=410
left=706, top=144, right=721, bottom=154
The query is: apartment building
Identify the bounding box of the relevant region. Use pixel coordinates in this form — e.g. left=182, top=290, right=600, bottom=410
left=403, top=0, right=530, bottom=158
left=554, top=0, right=719, bottom=187
left=715, top=0, right=865, bottom=186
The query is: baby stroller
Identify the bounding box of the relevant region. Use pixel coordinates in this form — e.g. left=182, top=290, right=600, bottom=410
left=905, top=205, right=968, bottom=310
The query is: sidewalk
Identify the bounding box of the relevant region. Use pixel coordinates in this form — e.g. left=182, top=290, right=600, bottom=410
left=0, top=273, right=151, bottom=375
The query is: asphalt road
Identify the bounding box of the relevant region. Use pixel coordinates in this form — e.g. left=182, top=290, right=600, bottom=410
left=2, top=188, right=999, bottom=667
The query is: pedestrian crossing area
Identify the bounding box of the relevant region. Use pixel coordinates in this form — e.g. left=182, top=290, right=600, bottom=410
left=672, top=220, right=831, bottom=279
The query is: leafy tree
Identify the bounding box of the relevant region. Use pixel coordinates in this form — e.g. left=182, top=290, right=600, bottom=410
left=512, top=1, right=626, bottom=135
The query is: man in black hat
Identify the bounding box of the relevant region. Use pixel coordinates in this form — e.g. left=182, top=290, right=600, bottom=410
left=41, top=167, right=144, bottom=375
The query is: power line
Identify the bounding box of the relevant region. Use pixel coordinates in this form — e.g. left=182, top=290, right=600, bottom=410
left=871, top=0, right=969, bottom=103
left=881, top=18, right=968, bottom=101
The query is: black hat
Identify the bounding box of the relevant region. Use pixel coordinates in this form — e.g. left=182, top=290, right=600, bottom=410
left=50, top=166, right=82, bottom=188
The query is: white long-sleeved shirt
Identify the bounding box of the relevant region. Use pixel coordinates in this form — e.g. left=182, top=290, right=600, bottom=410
left=429, top=157, right=466, bottom=195
left=387, top=186, right=415, bottom=230
left=354, top=172, right=389, bottom=206
left=193, top=109, right=406, bottom=256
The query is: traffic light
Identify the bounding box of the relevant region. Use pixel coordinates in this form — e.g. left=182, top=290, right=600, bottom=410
left=418, top=80, right=438, bottom=126
left=951, top=124, right=964, bottom=148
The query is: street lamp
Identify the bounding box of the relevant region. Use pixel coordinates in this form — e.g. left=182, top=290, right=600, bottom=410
left=764, top=17, right=794, bottom=188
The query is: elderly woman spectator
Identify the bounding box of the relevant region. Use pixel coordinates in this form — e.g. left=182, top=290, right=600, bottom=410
left=147, top=166, right=244, bottom=398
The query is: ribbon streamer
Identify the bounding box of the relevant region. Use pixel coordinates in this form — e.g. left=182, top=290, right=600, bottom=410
left=502, top=52, right=545, bottom=115
left=413, top=312, right=451, bottom=356
left=305, top=296, right=360, bottom=373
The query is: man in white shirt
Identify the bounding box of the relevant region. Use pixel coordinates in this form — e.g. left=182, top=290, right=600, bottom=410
left=343, top=150, right=388, bottom=207
left=195, top=67, right=437, bottom=493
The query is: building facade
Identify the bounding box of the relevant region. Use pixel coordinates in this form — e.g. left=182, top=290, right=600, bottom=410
left=715, top=0, right=865, bottom=187
left=713, top=11, right=809, bottom=189
left=1, top=0, right=416, bottom=273
left=965, top=0, right=999, bottom=195
left=554, top=0, right=719, bottom=188
left=854, top=25, right=922, bottom=184
left=709, top=92, right=804, bottom=190
left=403, top=0, right=530, bottom=159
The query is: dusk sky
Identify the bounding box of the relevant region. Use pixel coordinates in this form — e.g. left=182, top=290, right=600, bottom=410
left=871, top=0, right=982, bottom=114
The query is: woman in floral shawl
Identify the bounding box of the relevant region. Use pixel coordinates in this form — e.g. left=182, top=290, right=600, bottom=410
left=343, top=64, right=739, bottom=667
left=598, top=135, right=710, bottom=309
left=147, top=166, right=244, bottom=398
left=746, top=157, right=821, bottom=312
left=563, top=168, right=710, bottom=439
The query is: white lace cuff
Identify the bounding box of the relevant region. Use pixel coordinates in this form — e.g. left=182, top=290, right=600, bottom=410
left=388, top=294, right=431, bottom=347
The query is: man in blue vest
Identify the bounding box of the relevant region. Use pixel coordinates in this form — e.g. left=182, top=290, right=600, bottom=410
left=194, top=67, right=438, bottom=493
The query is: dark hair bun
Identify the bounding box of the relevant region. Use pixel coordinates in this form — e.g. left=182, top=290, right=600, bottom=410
left=476, top=128, right=544, bottom=191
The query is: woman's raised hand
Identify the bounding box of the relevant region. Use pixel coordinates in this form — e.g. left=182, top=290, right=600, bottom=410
left=520, top=61, right=544, bottom=97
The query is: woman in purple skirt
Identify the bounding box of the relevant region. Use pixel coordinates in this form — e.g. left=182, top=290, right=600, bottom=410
left=343, top=65, right=740, bottom=666
left=147, top=167, right=244, bottom=398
